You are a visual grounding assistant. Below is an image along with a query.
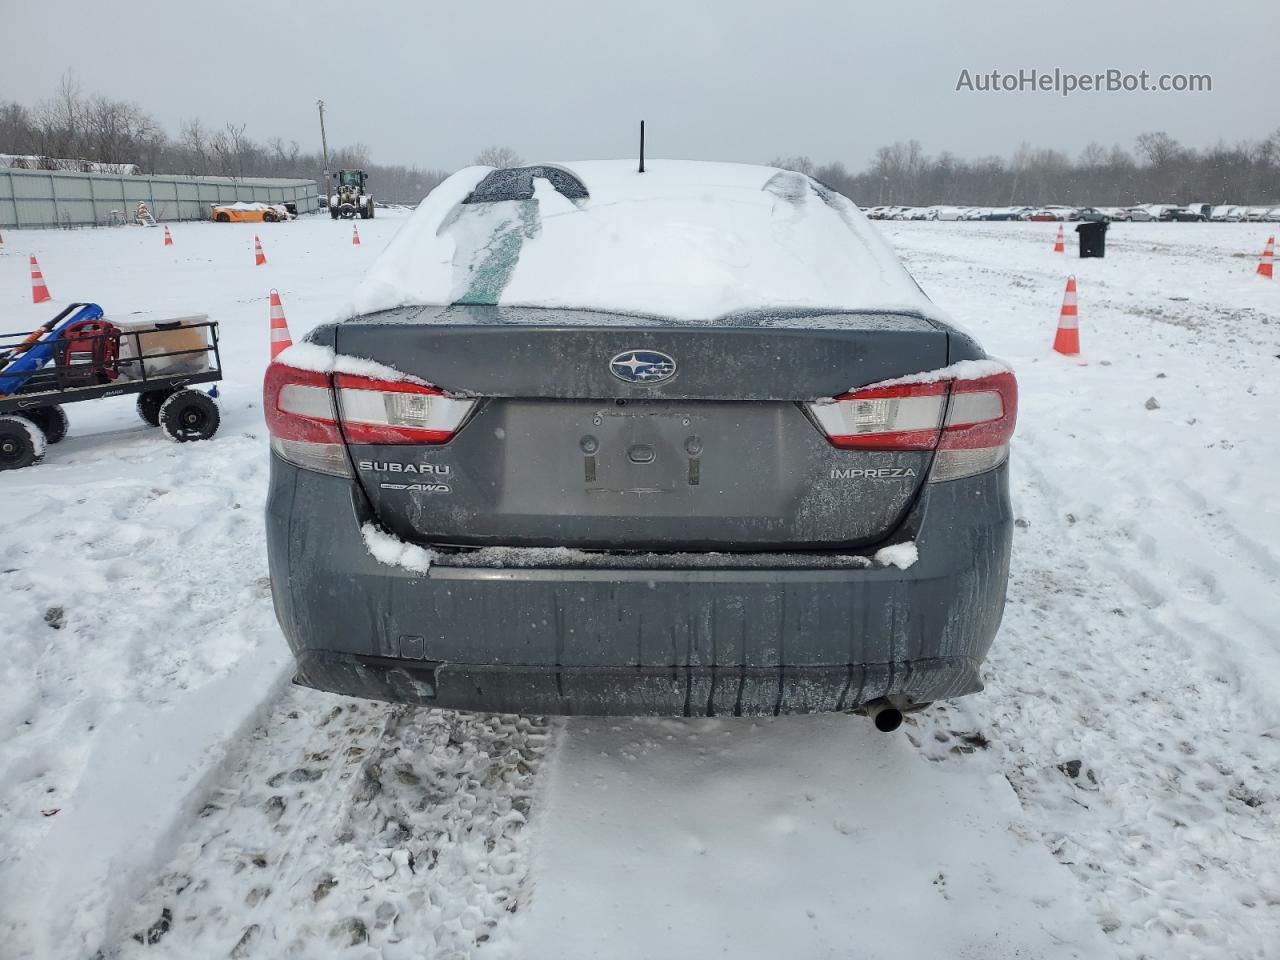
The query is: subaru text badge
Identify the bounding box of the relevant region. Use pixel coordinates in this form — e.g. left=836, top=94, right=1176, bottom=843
left=609, top=350, right=677, bottom=384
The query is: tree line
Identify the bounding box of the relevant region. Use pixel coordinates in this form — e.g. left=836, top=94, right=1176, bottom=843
left=3, top=78, right=1278, bottom=207
left=776, top=128, right=1280, bottom=208
left=0, top=77, right=448, bottom=203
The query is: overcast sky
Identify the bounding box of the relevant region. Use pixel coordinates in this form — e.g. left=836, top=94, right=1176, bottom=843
left=3, top=0, right=1274, bottom=171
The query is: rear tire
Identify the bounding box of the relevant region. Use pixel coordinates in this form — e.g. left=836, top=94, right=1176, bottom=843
left=25, top=405, right=68, bottom=444
left=137, top=390, right=171, bottom=427
left=159, top=389, right=220, bottom=442
left=0, top=416, right=45, bottom=471
left=263, top=211, right=278, bottom=223
left=215, top=212, right=230, bottom=222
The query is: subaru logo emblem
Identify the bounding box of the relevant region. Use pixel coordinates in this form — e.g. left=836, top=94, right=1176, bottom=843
left=609, top=350, right=677, bottom=384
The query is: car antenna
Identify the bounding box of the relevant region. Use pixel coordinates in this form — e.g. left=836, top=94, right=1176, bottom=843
left=638, top=120, right=645, bottom=173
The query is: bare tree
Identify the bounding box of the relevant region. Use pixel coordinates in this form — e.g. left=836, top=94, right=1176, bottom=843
left=769, top=155, right=815, bottom=176
left=1134, top=131, right=1182, bottom=168
left=180, top=119, right=209, bottom=175
left=473, top=145, right=521, bottom=168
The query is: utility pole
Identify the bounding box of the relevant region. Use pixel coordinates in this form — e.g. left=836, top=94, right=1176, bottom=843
left=317, top=99, right=331, bottom=205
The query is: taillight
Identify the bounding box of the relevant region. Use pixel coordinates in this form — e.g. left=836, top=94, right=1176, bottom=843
left=808, top=370, right=1017, bottom=482
left=931, top=371, right=1017, bottom=482
left=264, top=363, right=476, bottom=476
left=264, top=363, right=350, bottom=477
left=808, top=381, right=948, bottom=450
left=334, top=374, right=474, bottom=444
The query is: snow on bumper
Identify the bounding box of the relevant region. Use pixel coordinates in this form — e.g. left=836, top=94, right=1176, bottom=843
left=267, top=457, right=1011, bottom=716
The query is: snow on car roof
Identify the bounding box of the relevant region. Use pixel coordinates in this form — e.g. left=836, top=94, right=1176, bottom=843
left=350, top=159, right=945, bottom=323
left=212, top=201, right=283, bottom=211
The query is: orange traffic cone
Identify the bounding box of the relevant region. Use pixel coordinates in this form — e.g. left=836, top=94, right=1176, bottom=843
left=163, top=225, right=173, bottom=247
left=1053, top=275, right=1080, bottom=356
left=352, top=224, right=361, bottom=246
left=1257, top=236, right=1274, bottom=279
left=254, top=235, right=267, bottom=267
left=1053, top=224, right=1065, bottom=253
left=269, top=290, right=293, bottom=360
left=30, top=256, right=51, bottom=304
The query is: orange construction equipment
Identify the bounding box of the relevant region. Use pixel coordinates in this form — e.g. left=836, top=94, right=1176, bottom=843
left=1053, top=275, right=1079, bottom=356
left=254, top=235, right=267, bottom=267
left=163, top=225, right=173, bottom=247
left=1053, top=224, right=1065, bottom=253
left=1257, top=235, right=1275, bottom=279
left=352, top=224, right=361, bottom=246
left=30, top=256, right=52, bottom=304
left=269, top=290, right=293, bottom=360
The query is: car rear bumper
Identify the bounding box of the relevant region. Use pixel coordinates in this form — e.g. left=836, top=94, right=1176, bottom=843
left=292, top=652, right=981, bottom=717
left=267, top=457, right=1012, bottom=716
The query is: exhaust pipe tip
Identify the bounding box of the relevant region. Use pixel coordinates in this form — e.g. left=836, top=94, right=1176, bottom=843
left=873, top=707, right=904, bottom=733
left=864, top=698, right=905, bottom=733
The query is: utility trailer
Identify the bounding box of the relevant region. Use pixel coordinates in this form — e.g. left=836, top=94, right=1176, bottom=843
left=0, top=303, right=223, bottom=471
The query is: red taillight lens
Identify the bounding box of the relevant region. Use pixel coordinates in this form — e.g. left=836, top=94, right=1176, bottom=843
left=334, top=374, right=474, bottom=445
left=264, top=363, right=351, bottom=477
left=931, top=371, right=1017, bottom=481
left=808, top=370, right=1017, bottom=482
left=263, top=363, right=476, bottom=476
left=938, top=372, right=1017, bottom=449
left=808, top=381, right=949, bottom=450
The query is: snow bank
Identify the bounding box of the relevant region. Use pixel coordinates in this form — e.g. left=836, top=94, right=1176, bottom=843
left=361, top=522, right=433, bottom=574
left=351, top=160, right=948, bottom=323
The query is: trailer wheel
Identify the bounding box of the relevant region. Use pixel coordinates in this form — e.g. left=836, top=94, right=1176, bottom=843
left=0, top=416, right=46, bottom=471
left=137, top=389, right=172, bottom=427
left=26, top=405, right=68, bottom=444
left=159, top=389, right=221, bottom=443
left=215, top=212, right=230, bottom=222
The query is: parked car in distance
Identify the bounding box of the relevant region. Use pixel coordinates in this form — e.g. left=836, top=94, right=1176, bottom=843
left=1160, top=206, right=1207, bottom=222
left=1075, top=207, right=1110, bottom=223
left=211, top=202, right=294, bottom=223
left=1209, top=205, right=1244, bottom=222
left=1125, top=206, right=1155, bottom=222
left=1266, top=207, right=1280, bottom=222
left=1097, top=207, right=1130, bottom=221
left=264, top=160, right=1018, bottom=728
left=1027, top=209, right=1062, bottom=222
left=984, top=207, right=1029, bottom=221
left=1243, top=207, right=1271, bottom=222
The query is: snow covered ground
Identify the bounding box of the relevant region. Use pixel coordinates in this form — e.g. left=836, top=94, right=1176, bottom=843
left=1, top=215, right=1277, bottom=959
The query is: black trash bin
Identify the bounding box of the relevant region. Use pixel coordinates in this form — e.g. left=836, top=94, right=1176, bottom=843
left=1076, top=220, right=1108, bottom=258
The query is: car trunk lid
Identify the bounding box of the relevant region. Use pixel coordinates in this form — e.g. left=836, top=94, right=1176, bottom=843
left=334, top=306, right=950, bottom=551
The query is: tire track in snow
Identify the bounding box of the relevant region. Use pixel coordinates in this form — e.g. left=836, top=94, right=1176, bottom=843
left=105, top=691, right=549, bottom=959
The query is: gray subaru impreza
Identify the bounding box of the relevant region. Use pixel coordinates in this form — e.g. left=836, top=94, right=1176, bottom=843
left=265, top=160, right=1016, bottom=729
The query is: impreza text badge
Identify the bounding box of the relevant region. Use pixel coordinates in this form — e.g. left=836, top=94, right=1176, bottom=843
left=610, top=350, right=677, bottom=384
